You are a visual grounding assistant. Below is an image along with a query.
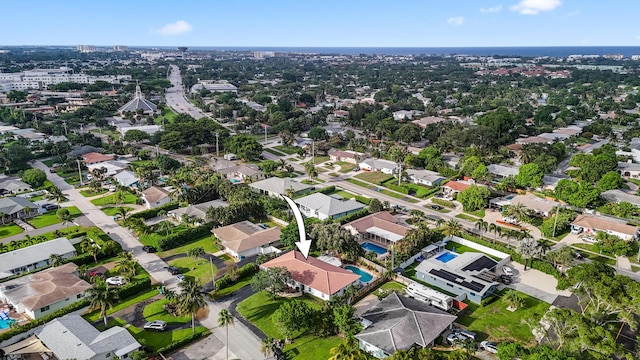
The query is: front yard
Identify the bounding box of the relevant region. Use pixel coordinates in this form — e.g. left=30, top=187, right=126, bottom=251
left=156, top=235, right=221, bottom=258
left=28, top=206, right=82, bottom=228
left=237, top=291, right=341, bottom=360
left=0, top=223, right=23, bottom=239
left=457, top=290, right=550, bottom=344
left=91, top=192, right=139, bottom=206
left=355, top=171, right=394, bottom=184
left=167, top=257, right=217, bottom=285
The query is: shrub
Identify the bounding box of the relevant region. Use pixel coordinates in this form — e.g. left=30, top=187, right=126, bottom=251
left=317, top=186, right=336, bottom=194
left=157, top=223, right=214, bottom=250
left=432, top=198, right=455, bottom=208
left=385, top=183, right=409, bottom=195
left=129, top=202, right=180, bottom=220
left=214, top=262, right=258, bottom=289
left=337, top=208, right=371, bottom=225
left=118, top=278, right=152, bottom=298
left=155, top=331, right=207, bottom=354
left=355, top=195, right=371, bottom=205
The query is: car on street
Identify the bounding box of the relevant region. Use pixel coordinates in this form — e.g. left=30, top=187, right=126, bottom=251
left=176, top=274, right=185, bottom=282
left=142, top=245, right=156, bottom=253
left=446, top=333, right=467, bottom=345
left=106, top=276, right=126, bottom=286
left=454, top=329, right=477, bottom=341
left=49, top=168, right=56, bottom=173
left=143, top=320, right=167, bottom=331
left=430, top=204, right=443, bottom=210
left=166, top=266, right=179, bottom=275
left=498, top=274, right=512, bottom=285
left=502, top=266, right=514, bottom=276
left=480, top=341, right=499, bottom=354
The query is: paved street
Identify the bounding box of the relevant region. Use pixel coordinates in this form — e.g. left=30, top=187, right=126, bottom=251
left=166, top=65, right=207, bottom=120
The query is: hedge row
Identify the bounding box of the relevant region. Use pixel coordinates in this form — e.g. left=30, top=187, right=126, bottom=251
left=215, top=263, right=258, bottom=289
left=129, top=202, right=180, bottom=220
left=156, top=330, right=207, bottom=354
left=0, top=298, right=90, bottom=342
left=157, top=222, right=214, bottom=251
left=355, top=195, right=371, bottom=205
left=432, top=198, right=456, bottom=208
left=317, top=186, right=336, bottom=194
left=70, top=240, right=122, bottom=266
left=384, top=182, right=410, bottom=195
left=459, top=233, right=570, bottom=290
left=337, top=208, right=371, bottom=225
left=118, top=277, right=152, bottom=298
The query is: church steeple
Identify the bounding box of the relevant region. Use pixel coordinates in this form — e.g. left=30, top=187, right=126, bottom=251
left=135, top=80, right=142, bottom=99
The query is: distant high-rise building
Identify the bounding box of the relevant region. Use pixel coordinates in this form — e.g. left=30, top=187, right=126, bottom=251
left=76, top=45, right=96, bottom=53
left=113, top=45, right=129, bottom=52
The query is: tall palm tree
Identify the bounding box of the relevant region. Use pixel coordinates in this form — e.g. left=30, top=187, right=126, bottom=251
left=304, top=162, right=317, bottom=181
left=328, top=336, right=367, bottom=360
left=218, top=309, right=235, bottom=360
left=474, top=219, right=488, bottom=239
left=81, top=239, right=100, bottom=263
left=442, top=219, right=464, bottom=239
left=158, top=220, right=173, bottom=236
left=260, top=337, right=276, bottom=359
left=187, top=247, right=205, bottom=267
left=114, top=251, right=137, bottom=279
left=179, top=279, right=208, bottom=333
left=409, top=209, right=425, bottom=225
left=87, top=280, right=119, bottom=327
left=48, top=253, right=64, bottom=267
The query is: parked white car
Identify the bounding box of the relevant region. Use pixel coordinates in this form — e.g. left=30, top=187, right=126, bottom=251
left=143, top=320, right=167, bottom=331
left=502, top=266, right=514, bottom=276
left=583, top=235, right=597, bottom=243
left=106, top=276, right=126, bottom=286
left=480, top=341, right=499, bottom=353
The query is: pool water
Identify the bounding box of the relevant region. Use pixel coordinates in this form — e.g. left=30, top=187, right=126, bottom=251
left=0, top=319, right=15, bottom=329
left=344, top=265, right=373, bottom=282
left=230, top=179, right=241, bottom=183
left=435, top=252, right=457, bottom=263
left=361, top=242, right=387, bottom=255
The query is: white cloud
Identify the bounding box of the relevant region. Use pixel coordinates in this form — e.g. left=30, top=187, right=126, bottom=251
left=480, top=5, right=503, bottom=13
left=156, top=20, right=193, bottom=36
left=510, top=0, right=561, bottom=15
left=447, top=17, right=465, bottom=26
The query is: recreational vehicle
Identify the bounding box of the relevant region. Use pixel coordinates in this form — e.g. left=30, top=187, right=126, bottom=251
left=406, top=282, right=453, bottom=311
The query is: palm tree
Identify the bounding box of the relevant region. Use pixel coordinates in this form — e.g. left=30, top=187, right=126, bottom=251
left=442, top=219, right=464, bottom=239
left=474, top=219, right=488, bottom=239
left=260, top=337, right=276, bottom=359
left=187, top=247, right=205, bottom=267
left=409, top=209, right=425, bottom=225
left=218, top=309, right=235, bottom=360
left=158, top=220, right=172, bottom=236
left=114, top=207, right=130, bottom=222
left=48, top=253, right=64, bottom=267
left=435, top=217, right=445, bottom=229
left=537, top=238, right=552, bottom=256
left=304, top=162, right=317, bottom=181
left=502, top=289, right=525, bottom=310
left=115, top=251, right=137, bottom=279
left=328, top=336, right=367, bottom=360
left=81, top=239, right=100, bottom=263
left=87, top=279, right=119, bottom=327
left=179, top=278, right=208, bottom=333
left=504, top=203, right=531, bottom=223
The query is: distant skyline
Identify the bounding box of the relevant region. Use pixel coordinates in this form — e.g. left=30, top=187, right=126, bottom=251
left=2, top=0, right=638, bottom=47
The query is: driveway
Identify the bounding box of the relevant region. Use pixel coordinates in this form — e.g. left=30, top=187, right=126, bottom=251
left=503, top=261, right=572, bottom=304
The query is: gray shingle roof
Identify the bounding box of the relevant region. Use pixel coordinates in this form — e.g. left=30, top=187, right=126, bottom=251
left=295, top=193, right=366, bottom=217
left=0, top=197, right=38, bottom=215
left=36, top=314, right=141, bottom=359
left=356, top=293, right=456, bottom=354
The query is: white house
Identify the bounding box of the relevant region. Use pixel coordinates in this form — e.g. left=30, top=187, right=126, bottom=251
left=141, top=186, right=171, bottom=209
left=260, top=251, right=360, bottom=300
left=249, top=177, right=313, bottom=197
left=112, top=170, right=139, bottom=188
left=487, top=164, right=519, bottom=181
left=0, top=177, right=32, bottom=195
left=358, top=159, right=399, bottom=174
left=571, top=214, right=639, bottom=241
left=618, top=161, right=640, bottom=178
left=169, top=199, right=229, bottom=225
left=329, top=150, right=364, bottom=164
left=211, top=221, right=281, bottom=259
left=0, top=237, right=76, bottom=279
left=295, top=193, right=366, bottom=220
left=406, top=169, right=446, bottom=187
left=0, top=263, right=91, bottom=320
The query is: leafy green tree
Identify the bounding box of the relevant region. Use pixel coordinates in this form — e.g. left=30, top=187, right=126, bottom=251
left=48, top=253, right=64, bottom=267
left=333, top=304, right=362, bottom=336
left=515, top=163, right=544, bottom=189
left=457, top=184, right=491, bottom=212
left=475, top=107, right=517, bottom=144
left=250, top=267, right=291, bottom=299
left=154, top=155, right=181, bottom=173
left=308, top=126, right=328, bottom=141
left=224, top=134, right=263, bottom=161
left=597, top=171, right=624, bottom=191
left=328, top=336, right=367, bottom=360
left=394, top=123, right=422, bottom=144
left=272, top=299, right=313, bottom=339
left=21, top=168, right=47, bottom=187
left=123, top=129, right=150, bottom=143
left=259, top=160, right=279, bottom=176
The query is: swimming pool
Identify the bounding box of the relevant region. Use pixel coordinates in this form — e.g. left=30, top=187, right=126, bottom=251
left=344, top=265, right=373, bottom=282
left=361, top=242, right=387, bottom=255
left=0, top=319, right=15, bottom=329
left=435, top=252, right=457, bottom=263
left=230, top=179, right=241, bottom=183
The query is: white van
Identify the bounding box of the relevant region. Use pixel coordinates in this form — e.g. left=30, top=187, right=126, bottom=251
left=223, top=153, right=237, bottom=161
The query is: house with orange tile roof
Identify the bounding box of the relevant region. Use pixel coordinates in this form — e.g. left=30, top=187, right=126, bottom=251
left=211, top=220, right=282, bottom=259
left=344, top=211, right=410, bottom=247
left=81, top=152, right=114, bottom=165
left=441, top=180, right=473, bottom=196
left=260, top=251, right=361, bottom=300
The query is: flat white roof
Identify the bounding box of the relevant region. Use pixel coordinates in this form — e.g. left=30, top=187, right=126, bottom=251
left=365, top=226, right=404, bottom=242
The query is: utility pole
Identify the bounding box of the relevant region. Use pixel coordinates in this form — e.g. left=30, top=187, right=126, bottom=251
left=77, top=159, right=84, bottom=186
left=62, top=120, right=68, bottom=135
left=155, top=144, right=159, bottom=157
left=210, top=256, right=216, bottom=291
left=215, top=132, right=219, bottom=157
left=312, top=140, right=315, bottom=165
left=552, top=205, right=560, bottom=238
left=264, top=125, right=267, bottom=143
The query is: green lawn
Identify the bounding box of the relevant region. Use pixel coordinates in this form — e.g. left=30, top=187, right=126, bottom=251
left=336, top=162, right=357, bottom=173
left=273, top=145, right=301, bottom=155
left=167, top=257, right=216, bottom=285
left=465, top=209, right=486, bottom=218
left=377, top=280, right=407, bottom=295
left=80, top=188, right=109, bottom=197
left=345, top=178, right=409, bottom=200
left=84, top=289, right=160, bottom=322
left=237, top=291, right=340, bottom=360
left=143, top=299, right=191, bottom=323
left=457, top=290, right=550, bottom=344
left=212, top=273, right=253, bottom=299
left=155, top=106, right=177, bottom=124
left=27, top=206, right=83, bottom=229
left=102, top=206, right=134, bottom=217
left=0, top=223, right=23, bottom=239
left=355, top=172, right=394, bottom=184
left=156, top=235, right=220, bottom=258
left=455, top=213, right=478, bottom=222
left=264, top=148, right=287, bottom=157
left=332, top=190, right=356, bottom=199
left=91, top=193, right=138, bottom=206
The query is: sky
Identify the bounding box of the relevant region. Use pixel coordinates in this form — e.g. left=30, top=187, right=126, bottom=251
left=2, top=0, right=639, bottom=48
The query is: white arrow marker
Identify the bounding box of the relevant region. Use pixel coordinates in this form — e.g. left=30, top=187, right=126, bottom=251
left=282, top=195, right=311, bottom=259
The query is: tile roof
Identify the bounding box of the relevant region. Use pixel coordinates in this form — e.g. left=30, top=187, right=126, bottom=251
left=344, top=211, right=410, bottom=239
left=142, top=186, right=170, bottom=203
left=572, top=214, right=638, bottom=237
left=261, top=251, right=359, bottom=296
left=356, top=292, right=457, bottom=354
left=212, top=221, right=282, bottom=253
left=442, top=181, right=471, bottom=192
left=81, top=152, right=113, bottom=164
left=2, top=263, right=91, bottom=312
